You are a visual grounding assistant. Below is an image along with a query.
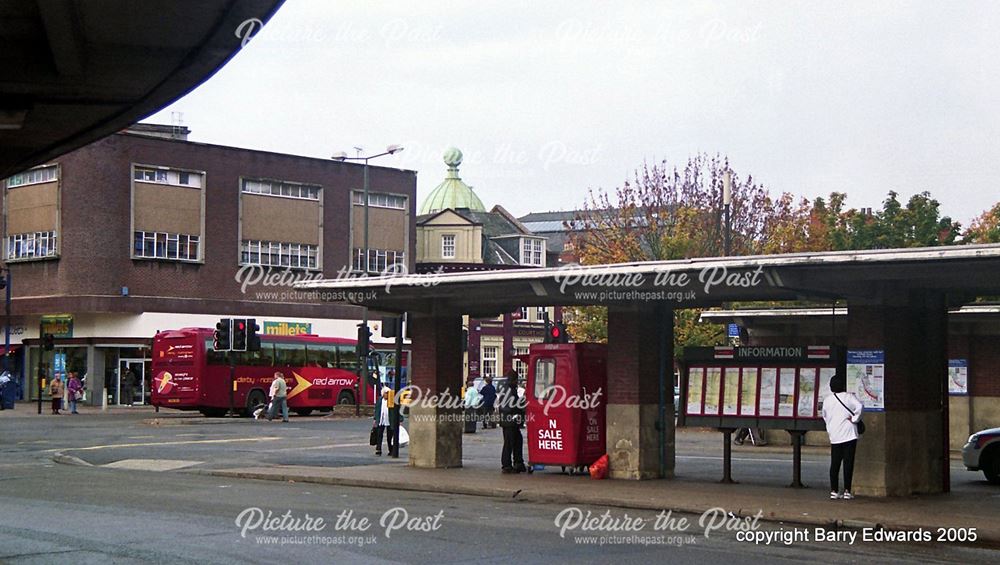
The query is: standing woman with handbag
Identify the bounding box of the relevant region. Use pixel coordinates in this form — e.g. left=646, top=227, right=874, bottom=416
left=822, top=374, right=863, bottom=500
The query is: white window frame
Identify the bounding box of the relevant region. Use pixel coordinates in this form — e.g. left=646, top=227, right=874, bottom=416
left=5, top=165, right=58, bottom=188
left=133, top=166, right=203, bottom=188
left=512, top=346, right=530, bottom=378
left=353, top=248, right=406, bottom=273
left=241, top=178, right=320, bottom=201
left=441, top=234, right=456, bottom=259
left=133, top=231, right=200, bottom=261
left=352, top=191, right=407, bottom=210
left=520, top=238, right=544, bottom=266
left=241, top=240, right=319, bottom=270
left=5, top=231, right=58, bottom=261
left=482, top=346, right=499, bottom=378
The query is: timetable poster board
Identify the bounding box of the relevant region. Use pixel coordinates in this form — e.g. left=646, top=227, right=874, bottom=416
left=759, top=368, right=777, bottom=416
left=739, top=368, right=758, bottom=416
left=948, top=359, right=968, bottom=395
left=722, top=368, right=740, bottom=415
left=847, top=350, right=885, bottom=411
left=687, top=367, right=705, bottom=415
left=703, top=367, right=722, bottom=415
left=797, top=368, right=817, bottom=418
left=817, top=368, right=836, bottom=413
left=777, top=368, right=796, bottom=417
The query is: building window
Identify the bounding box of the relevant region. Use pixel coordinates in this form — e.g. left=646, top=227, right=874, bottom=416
left=353, top=248, right=406, bottom=273
left=133, top=166, right=203, bottom=188
left=519, top=307, right=528, bottom=321
left=242, top=179, right=320, bottom=200
left=512, top=347, right=529, bottom=378
left=441, top=234, right=456, bottom=258
left=133, top=231, right=200, bottom=261
left=352, top=191, right=407, bottom=210
left=482, top=346, right=498, bottom=378
left=242, top=240, right=318, bottom=269
left=6, top=165, right=57, bottom=188
left=5, top=231, right=58, bottom=260
left=521, top=238, right=544, bottom=266
left=536, top=307, right=547, bottom=322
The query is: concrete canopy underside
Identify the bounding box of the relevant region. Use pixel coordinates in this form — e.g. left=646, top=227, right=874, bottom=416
left=300, top=245, right=1000, bottom=315
left=0, top=0, right=284, bottom=179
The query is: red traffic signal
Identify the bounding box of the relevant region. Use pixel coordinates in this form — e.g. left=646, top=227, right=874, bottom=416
left=545, top=321, right=569, bottom=344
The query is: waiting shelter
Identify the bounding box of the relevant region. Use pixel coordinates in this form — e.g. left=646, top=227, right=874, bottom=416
left=299, top=244, right=1000, bottom=496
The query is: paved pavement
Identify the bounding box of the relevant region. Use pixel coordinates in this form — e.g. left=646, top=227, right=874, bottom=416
left=3, top=403, right=999, bottom=557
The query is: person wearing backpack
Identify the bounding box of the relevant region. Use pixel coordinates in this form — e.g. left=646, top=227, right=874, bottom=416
left=821, top=373, right=863, bottom=500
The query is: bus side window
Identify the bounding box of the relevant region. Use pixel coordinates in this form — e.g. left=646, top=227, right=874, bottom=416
left=309, top=344, right=336, bottom=368
left=337, top=345, right=359, bottom=372
left=275, top=342, right=307, bottom=367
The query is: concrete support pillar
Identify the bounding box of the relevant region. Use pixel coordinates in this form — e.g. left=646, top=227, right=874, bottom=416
left=605, top=305, right=674, bottom=479
left=408, top=312, right=464, bottom=469
left=847, top=290, right=948, bottom=496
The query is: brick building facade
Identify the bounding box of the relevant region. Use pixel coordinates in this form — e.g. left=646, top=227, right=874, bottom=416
left=2, top=126, right=416, bottom=405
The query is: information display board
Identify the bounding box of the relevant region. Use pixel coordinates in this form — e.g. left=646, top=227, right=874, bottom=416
left=948, top=359, right=968, bottom=395
left=681, top=345, right=842, bottom=431
left=846, top=349, right=884, bottom=411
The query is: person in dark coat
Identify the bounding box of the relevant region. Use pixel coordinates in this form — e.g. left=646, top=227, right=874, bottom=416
left=498, top=372, right=526, bottom=473
left=480, top=376, right=497, bottom=429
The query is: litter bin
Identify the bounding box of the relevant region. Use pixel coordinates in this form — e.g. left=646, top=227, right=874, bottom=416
left=0, top=372, right=15, bottom=410
left=526, top=343, right=607, bottom=474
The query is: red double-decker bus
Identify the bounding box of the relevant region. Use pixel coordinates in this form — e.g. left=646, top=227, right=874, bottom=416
left=151, top=327, right=361, bottom=417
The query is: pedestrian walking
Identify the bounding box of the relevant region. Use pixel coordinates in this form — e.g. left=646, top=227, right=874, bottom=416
left=480, top=375, right=497, bottom=429
left=498, top=376, right=526, bottom=473
left=373, top=386, right=394, bottom=455
left=822, top=374, right=863, bottom=500
left=267, top=371, right=289, bottom=422
left=122, top=366, right=137, bottom=406
left=67, top=372, right=83, bottom=414
left=49, top=375, right=64, bottom=415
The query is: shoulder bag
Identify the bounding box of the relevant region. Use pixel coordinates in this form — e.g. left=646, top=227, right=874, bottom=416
left=833, top=392, right=865, bottom=435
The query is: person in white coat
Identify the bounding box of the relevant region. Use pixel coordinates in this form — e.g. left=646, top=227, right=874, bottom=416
left=822, top=374, right=863, bottom=500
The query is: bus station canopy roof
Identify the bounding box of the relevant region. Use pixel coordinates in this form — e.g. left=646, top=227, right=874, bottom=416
left=298, top=244, right=1000, bottom=317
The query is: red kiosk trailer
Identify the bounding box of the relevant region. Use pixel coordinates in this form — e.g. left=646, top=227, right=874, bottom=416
left=525, top=342, right=607, bottom=474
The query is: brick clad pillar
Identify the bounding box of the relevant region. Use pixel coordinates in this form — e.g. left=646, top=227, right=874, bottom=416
left=847, top=290, right=948, bottom=496
left=605, top=306, right=674, bottom=479
left=408, top=312, right=464, bottom=468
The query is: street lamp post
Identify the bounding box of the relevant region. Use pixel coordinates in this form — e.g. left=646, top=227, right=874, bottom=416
left=331, top=145, right=403, bottom=413
left=723, top=169, right=732, bottom=257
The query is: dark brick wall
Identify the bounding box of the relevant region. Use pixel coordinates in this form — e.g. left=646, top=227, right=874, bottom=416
left=410, top=313, right=463, bottom=397
left=607, top=307, right=667, bottom=405
left=6, top=133, right=417, bottom=318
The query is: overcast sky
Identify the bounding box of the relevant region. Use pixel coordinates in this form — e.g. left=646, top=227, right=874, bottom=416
left=146, top=1, right=1000, bottom=224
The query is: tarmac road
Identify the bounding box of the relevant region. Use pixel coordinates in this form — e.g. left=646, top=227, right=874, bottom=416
left=0, top=408, right=996, bottom=563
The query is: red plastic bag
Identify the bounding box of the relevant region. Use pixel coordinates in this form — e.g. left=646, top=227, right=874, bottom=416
left=589, top=454, right=609, bottom=480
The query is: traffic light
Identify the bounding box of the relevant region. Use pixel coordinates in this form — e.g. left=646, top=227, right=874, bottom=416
left=356, top=323, right=371, bottom=359
left=232, top=318, right=248, bottom=351
left=247, top=318, right=261, bottom=352
left=214, top=318, right=232, bottom=351
left=42, top=333, right=55, bottom=351
left=545, top=321, right=569, bottom=344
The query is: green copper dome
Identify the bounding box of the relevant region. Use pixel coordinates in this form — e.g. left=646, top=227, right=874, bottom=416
left=418, top=147, right=486, bottom=214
